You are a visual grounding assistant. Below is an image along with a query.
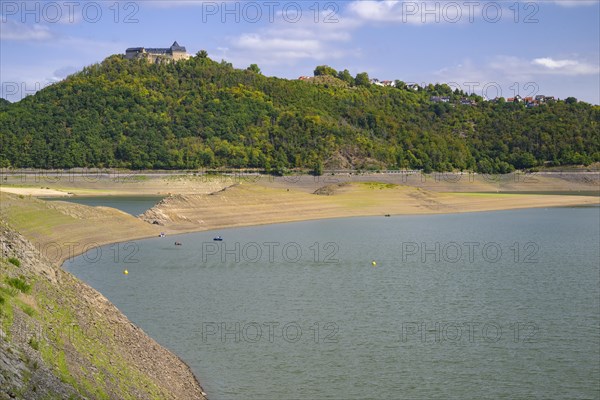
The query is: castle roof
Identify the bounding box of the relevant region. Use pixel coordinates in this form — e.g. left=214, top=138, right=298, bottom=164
left=145, top=48, right=170, bottom=55
left=170, top=41, right=186, bottom=52
left=125, top=41, right=187, bottom=55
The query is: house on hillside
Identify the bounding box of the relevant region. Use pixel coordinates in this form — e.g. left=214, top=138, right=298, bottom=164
left=430, top=96, right=450, bottom=103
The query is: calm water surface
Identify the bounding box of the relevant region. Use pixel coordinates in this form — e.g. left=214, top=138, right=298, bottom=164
left=64, top=207, right=600, bottom=399
left=42, top=196, right=163, bottom=216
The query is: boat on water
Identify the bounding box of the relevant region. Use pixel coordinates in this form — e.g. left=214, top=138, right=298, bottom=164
left=213, top=236, right=223, bottom=241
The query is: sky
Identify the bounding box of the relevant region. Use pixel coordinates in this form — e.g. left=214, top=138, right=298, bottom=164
left=1, top=0, right=599, bottom=103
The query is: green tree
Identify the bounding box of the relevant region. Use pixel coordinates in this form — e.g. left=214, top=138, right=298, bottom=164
left=314, top=65, right=338, bottom=77
left=565, top=97, right=578, bottom=104
left=247, top=64, right=261, bottom=74
left=509, top=152, right=537, bottom=169
left=312, top=160, right=324, bottom=176
left=394, top=80, right=406, bottom=90
left=337, top=69, right=355, bottom=85
left=355, top=72, right=370, bottom=87
left=197, top=50, right=208, bottom=58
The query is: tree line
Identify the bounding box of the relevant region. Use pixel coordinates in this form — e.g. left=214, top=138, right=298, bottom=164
left=0, top=54, right=598, bottom=173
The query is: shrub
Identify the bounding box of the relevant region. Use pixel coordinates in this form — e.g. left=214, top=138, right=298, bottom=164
left=6, top=276, right=31, bottom=294
left=29, top=337, right=39, bottom=350
left=8, top=257, right=21, bottom=267
left=20, top=304, right=35, bottom=317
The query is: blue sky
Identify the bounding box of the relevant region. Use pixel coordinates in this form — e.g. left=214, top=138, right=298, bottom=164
left=1, top=0, right=599, bottom=103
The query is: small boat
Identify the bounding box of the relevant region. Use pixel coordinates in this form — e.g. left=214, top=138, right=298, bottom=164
left=213, top=236, right=223, bottom=241
left=174, top=242, right=182, bottom=246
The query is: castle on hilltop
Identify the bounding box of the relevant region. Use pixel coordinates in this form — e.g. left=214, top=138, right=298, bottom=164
left=125, top=41, right=191, bottom=63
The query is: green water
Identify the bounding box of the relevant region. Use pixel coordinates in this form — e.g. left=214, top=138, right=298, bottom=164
left=64, top=208, right=600, bottom=399
left=41, top=196, right=164, bottom=216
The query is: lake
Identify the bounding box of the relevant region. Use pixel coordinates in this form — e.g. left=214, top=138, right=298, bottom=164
left=64, top=207, right=600, bottom=399
left=42, top=195, right=164, bottom=216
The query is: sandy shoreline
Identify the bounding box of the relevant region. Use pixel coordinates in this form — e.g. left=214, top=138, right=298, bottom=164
left=139, top=182, right=599, bottom=234
left=0, top=186, right=73, bottom=197
left=2, top=174, right=598, bottom=266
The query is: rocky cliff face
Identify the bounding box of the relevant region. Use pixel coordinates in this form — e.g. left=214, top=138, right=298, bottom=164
left=0, top=224, right=207, bottom=399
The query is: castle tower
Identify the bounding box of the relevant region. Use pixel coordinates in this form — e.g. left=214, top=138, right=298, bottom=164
left=169, top=41, right=189, bottom=61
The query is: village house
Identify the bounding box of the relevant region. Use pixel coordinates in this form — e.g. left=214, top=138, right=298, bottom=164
left=505, top=94, right=556, bottom=107
left=369, top=78, right=396, bottom=87
left=507, top=95, right=524, bottom=103
left=430, top=96, right=450, bottom=103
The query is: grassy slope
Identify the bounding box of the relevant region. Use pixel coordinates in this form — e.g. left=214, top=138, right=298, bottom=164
left=0, top=193, right=206, bottom=399
left=0, top=192, right=160, bottom=264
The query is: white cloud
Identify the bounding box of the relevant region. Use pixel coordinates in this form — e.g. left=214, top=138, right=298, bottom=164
left=145, top=1, right=218, bottom=8
left=237, top=34, right=320, bottom=53
left=430, top=55, right=600, bottom=103
left=516, top=0, right=596, bottom=6
left=347, top=0, right=599, bottom=25
left=347, top=1, right=401, bottom=22
left=549, top=0, right=597, bottom=7
left=347, top=0, right=434, bottom=24
left=1, top=34, right=128, bottom=102
left=0, top=20, right=53, bottom=41
left=532, top=57, right=599, bottom=75
left=227, top=32, right=349, bottom=66
left=482, top=55, right=600, bottom=79
left=346, top=0, right=485, bottom=24
left=222, top=10, right=361, bottom=67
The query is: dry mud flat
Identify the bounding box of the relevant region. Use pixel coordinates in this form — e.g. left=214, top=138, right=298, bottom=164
left=141, top=182, right=599, bottom=233
left=1, top=170, right=598, bottom=197
left=0, top=173, right=236, bottom=197
left=259, top=171, right=600, bottom=193
left=0, top=187, right=72, bottom=197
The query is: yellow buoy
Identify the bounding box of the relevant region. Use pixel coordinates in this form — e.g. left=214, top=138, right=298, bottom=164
left=123, top=269, right=129, bottom=275
left=371, top=261, right=377, bottom=266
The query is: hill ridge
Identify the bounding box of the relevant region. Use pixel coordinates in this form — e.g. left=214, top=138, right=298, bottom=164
left=1, top=54, right=598, bottom=172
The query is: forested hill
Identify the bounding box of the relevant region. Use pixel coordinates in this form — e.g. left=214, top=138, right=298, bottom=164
left=1, top=54, right=598, bottom=173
